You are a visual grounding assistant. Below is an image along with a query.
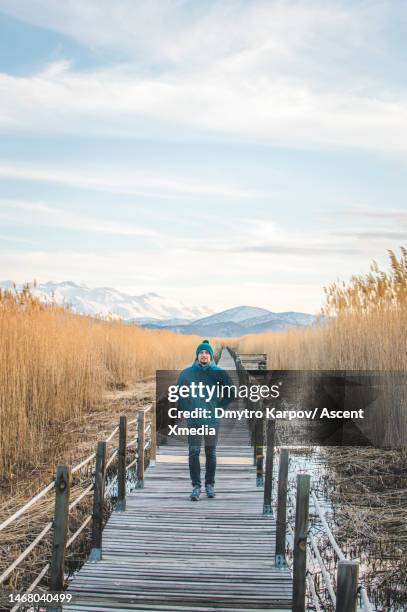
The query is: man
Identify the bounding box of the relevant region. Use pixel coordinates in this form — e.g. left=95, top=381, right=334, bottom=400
left=177, top=340, right=233, bottom=501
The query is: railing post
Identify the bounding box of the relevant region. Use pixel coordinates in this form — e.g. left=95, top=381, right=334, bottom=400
left=89, top=441, right=106, bottom=561
left=336, top=560, right=359, bottom=612
left=292, top=473, right=310, bottom=612
left=255, top=403, right=264, bottom=486
left=136, top=411, right=145, bottom=488
left=116, top=416, right=127, bottom=512
left=150, top=402, right=157, bottom=467
left=275, top=448, right=289, bottom=567
left=49, top=465, right=71, bottom=596
left=252, top=414, right=256, bottom=465
left=161, top=397, right=168, bottom=445
left=263, top=417, right=275, bottom=514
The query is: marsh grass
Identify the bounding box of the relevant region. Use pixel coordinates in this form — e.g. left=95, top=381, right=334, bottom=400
left=0, top=287, right=201, bottom=480
left=235, top=248, right=407, bottom=447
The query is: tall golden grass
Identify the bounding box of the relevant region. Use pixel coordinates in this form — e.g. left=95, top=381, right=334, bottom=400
left=236, top=248, right=407, bottom=369
left=0, top=287, right=202, bottom=479
left=235, top=248, right=407, bottom=445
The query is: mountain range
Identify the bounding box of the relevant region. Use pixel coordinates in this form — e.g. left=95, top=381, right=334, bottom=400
left=0, top=280, right=213, bottom=321
left=0, top=281, right=318, bottom=336
left=145, top=306, right=317, bottom=336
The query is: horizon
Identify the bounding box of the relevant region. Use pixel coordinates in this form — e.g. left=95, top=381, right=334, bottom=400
left=0, top=278, right=317, bottom=316
left=1, top=1, right=407, bottom=312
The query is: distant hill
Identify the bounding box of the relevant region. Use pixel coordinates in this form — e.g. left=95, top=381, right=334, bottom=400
left=143, top=305, right=318, bottom=336
left=195, top=306, right=271, bottom=325
left=0, top=282, right=318, bottom=336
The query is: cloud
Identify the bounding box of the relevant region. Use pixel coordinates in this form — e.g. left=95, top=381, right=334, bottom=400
left=333, top=207, right=407, bottom=241
left=334, top=231, right=407, bottom=241
left=0, top=233, right=39, bottom=245
left=358, top=209, right=407, bottom=224
left=176, top=215, right=405, bottom=262
left=1, top=61, right=406, bottom=152
left=0, top=199, right=159, bottom=237
left=0, top=2, right=406, bottom=151
left=0, top=207, right=394, bottom=312
left=0, top=161, right=260, bottom=199
left=0, top=1, right=361, bottom=67
left=226, top=244, right=360, bottom=256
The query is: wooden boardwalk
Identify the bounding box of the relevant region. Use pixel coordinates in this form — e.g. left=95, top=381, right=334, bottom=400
left=65, top=350, right=292, bottom=611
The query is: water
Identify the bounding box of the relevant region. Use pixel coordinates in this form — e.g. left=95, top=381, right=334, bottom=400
left=274, top=445, right=405, bottom=611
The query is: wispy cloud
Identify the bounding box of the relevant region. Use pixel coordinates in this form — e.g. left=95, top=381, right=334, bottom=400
left=333, top=231, right=407, bottom=241
left=176, top=216, right=404, bottom=260
left=0, top=2, right=406, bottom=151
left=0, top=161, right=259, bottom=199
left=355, top=209, right=407, bottom=224
left=0, top=233, right=39, bottom=245
left=333, top=207, right=407, bottom=241
left=225, top=244, right=360, bottom=256
left=0, top=199, right=159, bottom=237
left=1, top=62, right=406, bottom=152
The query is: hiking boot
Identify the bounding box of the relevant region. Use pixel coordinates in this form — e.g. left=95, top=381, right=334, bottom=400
left=205, top=484, right=215, bottom=498
left=190, top=486, right=201, bottom=501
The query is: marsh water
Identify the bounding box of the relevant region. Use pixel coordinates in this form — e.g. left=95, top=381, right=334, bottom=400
left=279, top=445, right=404, bottom=611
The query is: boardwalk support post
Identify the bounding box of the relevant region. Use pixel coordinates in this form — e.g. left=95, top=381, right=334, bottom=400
left=263, top=417, right=275, bottom=514
left=251, top=403, right=256, bottom=466
left=150, top=402, right=157, bottom=467
left=255, top=403, right=264, bottom=486
left=49, top=465, right=71, bottom=596
left=161, top=397, right=169, bottom=446
left=89, top=441, right=106, bottom=562
left=336, top=560, right=359, bottom=612
left=292, top=473, right=310, bottom=612
left=275, top=448, right=289, bottom=567
left=136, top=411, right=145, bottom=488
left=116, top=416, right=127, bottom=512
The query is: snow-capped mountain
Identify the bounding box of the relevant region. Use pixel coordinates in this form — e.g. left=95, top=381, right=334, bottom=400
left=1, top=281, right=318, bottom=335
left=144, top=305, right=319, bottom=336
left=0, top=281, right=213, bottom=321
left=195, top=306, right=271, bottom=325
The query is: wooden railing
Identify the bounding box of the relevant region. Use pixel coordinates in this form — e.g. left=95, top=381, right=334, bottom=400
left=235, top=351, right=374, bottom=612
left=0, top=403, right=156, bottom=611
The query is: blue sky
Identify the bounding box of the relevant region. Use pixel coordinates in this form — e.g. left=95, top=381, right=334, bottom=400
left=0, top=0, right=406, bottom=313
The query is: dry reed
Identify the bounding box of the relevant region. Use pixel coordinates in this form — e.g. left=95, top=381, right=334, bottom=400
left=0, top=287, right=205, bottom=481
left=235, top=248, right=407, bottom=446
left=235, top=248, right=407, bottom=371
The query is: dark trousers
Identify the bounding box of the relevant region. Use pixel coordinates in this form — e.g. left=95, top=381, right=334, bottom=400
left=188, top=429, right=219, bottom=488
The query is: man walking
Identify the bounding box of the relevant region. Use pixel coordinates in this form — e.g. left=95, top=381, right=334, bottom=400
left=177, top=340, right=232, bottom=501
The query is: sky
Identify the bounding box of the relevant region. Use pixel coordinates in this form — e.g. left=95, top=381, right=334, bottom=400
left=0, top=0, right=406, bottom=314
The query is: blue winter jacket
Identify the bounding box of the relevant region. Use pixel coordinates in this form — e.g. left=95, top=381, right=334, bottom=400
left=176, top=361, right=234, bottom=428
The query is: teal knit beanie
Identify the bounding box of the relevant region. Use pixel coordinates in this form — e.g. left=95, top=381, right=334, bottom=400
left=196, top=339, right=214, bottom=359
